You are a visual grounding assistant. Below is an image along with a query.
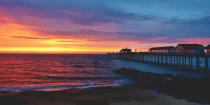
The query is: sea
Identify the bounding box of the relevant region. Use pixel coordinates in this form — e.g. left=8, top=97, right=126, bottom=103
left=0, top=54, right=209, bottom=93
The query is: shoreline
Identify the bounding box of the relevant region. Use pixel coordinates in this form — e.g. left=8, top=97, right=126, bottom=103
left=1, top=68, right=210, bottom=105
left=0, top=84, right=207, bottom=105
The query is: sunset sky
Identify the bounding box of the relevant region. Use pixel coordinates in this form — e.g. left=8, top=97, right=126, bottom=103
left=0, top=0, right=210, bottom=54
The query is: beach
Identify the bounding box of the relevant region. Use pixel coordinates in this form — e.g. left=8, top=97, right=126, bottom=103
left=0, top=85, right=206, bottom=105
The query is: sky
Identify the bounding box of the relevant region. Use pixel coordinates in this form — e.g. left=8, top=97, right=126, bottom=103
left=0, top=0, right=210, bottom=54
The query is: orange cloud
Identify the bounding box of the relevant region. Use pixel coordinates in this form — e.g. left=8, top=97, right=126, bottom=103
left=0, top=14, right=129, bottom=54
left=1, top=14, right=209, bottom=54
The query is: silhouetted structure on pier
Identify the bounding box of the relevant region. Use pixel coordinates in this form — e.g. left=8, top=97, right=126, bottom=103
left=108, top=44, right=210, bottom=73
left=120, top=47, right=132, bottom=54
left=176, top=44, right=205, bottom=55
left=149, top=46, right=175, bottom=54
left=149, top=44, right=206, bottom=55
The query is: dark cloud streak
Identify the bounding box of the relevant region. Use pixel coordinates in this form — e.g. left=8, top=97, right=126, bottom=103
left=12, top=36, right=50, bottom=40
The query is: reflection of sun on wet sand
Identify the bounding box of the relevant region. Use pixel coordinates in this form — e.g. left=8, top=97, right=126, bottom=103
left=0, top=85, right=204, bottom=105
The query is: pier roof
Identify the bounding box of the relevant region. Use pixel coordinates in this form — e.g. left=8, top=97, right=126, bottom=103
left=176, top=44, right=204, bottom=49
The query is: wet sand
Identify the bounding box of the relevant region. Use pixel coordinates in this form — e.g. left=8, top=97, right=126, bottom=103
left=0, top=85, right=208, bottom=105
left=113, top=68, right=210, bottom=104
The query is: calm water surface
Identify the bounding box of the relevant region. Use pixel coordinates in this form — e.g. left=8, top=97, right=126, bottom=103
left=0, top=54, right=209, bottom=92
left=0, top=54, right=130, bottom=92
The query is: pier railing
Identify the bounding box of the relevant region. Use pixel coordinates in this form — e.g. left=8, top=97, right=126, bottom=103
left=108, top=52, right=210, bottom=72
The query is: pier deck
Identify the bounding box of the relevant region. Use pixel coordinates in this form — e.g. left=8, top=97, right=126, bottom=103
left=108, top=52, right=210, bottom=72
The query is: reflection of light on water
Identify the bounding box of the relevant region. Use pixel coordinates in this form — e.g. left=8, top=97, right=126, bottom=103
left=35, top=87, right=70, bottom=92
left=0, top=78, right=132, bottom=92
left=0, top=54, right=133, bottom=93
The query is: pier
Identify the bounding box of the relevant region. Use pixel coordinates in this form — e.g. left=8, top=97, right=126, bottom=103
left=109, top=52, right=210, bottom=72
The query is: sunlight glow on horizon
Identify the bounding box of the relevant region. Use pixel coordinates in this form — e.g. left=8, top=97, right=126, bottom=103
left=0, top=16, right=140, bottom=54
left=0, top=47, right=120, bottom=54
left=0, top=15, right=118, bottom=54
